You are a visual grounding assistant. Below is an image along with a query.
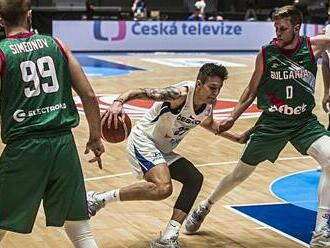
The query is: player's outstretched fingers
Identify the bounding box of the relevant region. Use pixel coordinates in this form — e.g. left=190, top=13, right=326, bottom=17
left=89, top=156, right=102, bottom=169
left=107, top=112, right=113, bottom=129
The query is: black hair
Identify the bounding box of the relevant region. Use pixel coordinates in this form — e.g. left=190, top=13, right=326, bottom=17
left=197, top=63, right=228, bottom=83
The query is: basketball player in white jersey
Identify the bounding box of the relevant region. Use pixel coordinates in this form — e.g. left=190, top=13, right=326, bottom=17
left=87, top=63, right=251, bottom=247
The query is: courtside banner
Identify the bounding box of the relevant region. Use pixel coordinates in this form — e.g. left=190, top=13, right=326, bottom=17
left=52, top=21, right=323, bottom=52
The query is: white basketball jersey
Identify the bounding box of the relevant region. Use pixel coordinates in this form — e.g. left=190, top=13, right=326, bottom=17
left=132, top=81, right=213, bottom=154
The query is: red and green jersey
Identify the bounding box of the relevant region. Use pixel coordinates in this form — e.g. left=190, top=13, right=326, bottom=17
left=257, top=37, right=317, bottom=123
left=0, top=32, right=79, bottom=143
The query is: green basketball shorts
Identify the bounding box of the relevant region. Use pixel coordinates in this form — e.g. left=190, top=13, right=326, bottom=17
left=0, top=132, right=88, bottom=233
left=241, top=115, right=329, bottom=166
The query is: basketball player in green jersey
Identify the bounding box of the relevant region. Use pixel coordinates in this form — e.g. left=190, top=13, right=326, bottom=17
left=186, top=5, right=330, bottom=247
left=0, top=0, right=105, bottom=247
left=322, top=51, right=330, bottom=131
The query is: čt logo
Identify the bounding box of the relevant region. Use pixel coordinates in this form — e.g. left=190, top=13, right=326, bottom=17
left=93, top=21, right=126, bottom=41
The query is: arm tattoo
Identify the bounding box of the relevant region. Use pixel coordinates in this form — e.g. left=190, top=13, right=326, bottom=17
left=140, top=86, right=182, bottom=101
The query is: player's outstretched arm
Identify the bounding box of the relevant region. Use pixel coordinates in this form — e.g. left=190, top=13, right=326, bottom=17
left=219, top=127, right=254, bottom=144
left=322, top=51, right=330, bottom=114
left=201, top=116, right=253, bottom=144
left=105, top=86, right=188, bottom=128
left=218, top=51, right=263, bottom=133
left=57, top=38, right=105, bottom=169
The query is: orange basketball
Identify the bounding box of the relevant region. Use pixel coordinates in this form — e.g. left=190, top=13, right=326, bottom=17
left=101, top=114, right=132, bottom=143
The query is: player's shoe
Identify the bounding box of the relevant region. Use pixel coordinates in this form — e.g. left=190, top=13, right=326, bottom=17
left=310, top=225, right=330, bottom=248
left=87, top=191, right=105, bottom=217
left=149, top=238, right=181, bottom=248
left=150, top=231, right=180, bottom=248
left=185, top=203, right=210, bottom=233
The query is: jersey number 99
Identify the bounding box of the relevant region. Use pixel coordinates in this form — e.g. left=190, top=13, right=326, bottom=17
left=20, top=56, right=59, bottom=98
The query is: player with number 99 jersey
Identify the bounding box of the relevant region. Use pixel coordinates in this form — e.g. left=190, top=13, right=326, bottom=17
left=0, top=32, right=79, bottom=144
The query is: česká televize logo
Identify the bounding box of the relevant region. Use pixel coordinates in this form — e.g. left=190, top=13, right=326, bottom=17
left=93, top=21, right=127, bottom=41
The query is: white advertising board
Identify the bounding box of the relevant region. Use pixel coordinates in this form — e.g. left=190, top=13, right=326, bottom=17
left=52, top=20, right=324, bottom=51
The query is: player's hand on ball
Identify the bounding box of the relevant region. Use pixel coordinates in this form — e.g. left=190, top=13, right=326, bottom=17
left=85, top=137, right=105, bottom=169
left=101, top=113, right=132, bottom=143
left=103, top=100, right=126, bottom=129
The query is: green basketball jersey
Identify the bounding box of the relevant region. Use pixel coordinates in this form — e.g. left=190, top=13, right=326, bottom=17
left=257, top=37, right=317, bottom=124
left=0, top=33, right=79, bottom=143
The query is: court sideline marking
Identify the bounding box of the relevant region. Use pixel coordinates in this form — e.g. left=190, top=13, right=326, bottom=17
left=85, top=156, right=313, bottom=182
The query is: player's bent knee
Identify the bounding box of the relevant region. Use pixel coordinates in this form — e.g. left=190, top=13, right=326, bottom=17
left=186, top=170, right=203, bottom=192
left=193, top=169, right=204, bottom=185
left=155, top=182, right=173, bottom=200
left=322, top=153, right=330, bottom=171
left=173, top=169, right=203, bottom=214
left=308, top=135, right=330, bottom=168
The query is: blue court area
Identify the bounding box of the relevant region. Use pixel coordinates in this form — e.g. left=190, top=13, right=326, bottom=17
left=74, top=53, right=143, bottom=77
left=271, top=169, right=320, bottom=211
left=230, top=169, right=321, bottom=245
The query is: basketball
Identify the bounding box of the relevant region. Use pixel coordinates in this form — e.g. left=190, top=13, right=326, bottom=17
left=101, top=114, right=132, bottom=143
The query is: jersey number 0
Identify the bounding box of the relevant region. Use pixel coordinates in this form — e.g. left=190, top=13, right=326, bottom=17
left=286, top=85, right=293, bottom=99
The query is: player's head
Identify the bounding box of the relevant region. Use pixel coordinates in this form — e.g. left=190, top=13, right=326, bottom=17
left=272, top=5, right=302, bottom=48
left=0, top=0, right=32, bottom=30
left=196, top=63, right=228, bottom=104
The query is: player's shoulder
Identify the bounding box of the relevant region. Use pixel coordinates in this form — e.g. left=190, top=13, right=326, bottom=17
left=169, top=80, right=194, bottom=98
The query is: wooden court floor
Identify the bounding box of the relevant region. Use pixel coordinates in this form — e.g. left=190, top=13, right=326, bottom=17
left=1, top=53, right=328, bottom=248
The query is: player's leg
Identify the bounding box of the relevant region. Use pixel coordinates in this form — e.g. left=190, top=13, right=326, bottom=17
left=306, top=135, right=330, bottom=247
left=290, top=119, right=330, bottom=247
left=186, top=128, right=288, bottom=233
left=151, top=157, right=203, bottom=246
left=185, top=160, right=255, bottom=233
left=64, top=220, right=97, bottom=248
left=205, top=128, right=288, bottom=206
left=207, top=160, right=255, bottom=205
left=120, top=163, right=173, bottom=200
left=308, top=136, right=330, bottom=229
left=88, top=163, right=171, bottom=204
left=87, top=138, right=172, bottom=215
left=43, top=133, right=98, bottom=246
